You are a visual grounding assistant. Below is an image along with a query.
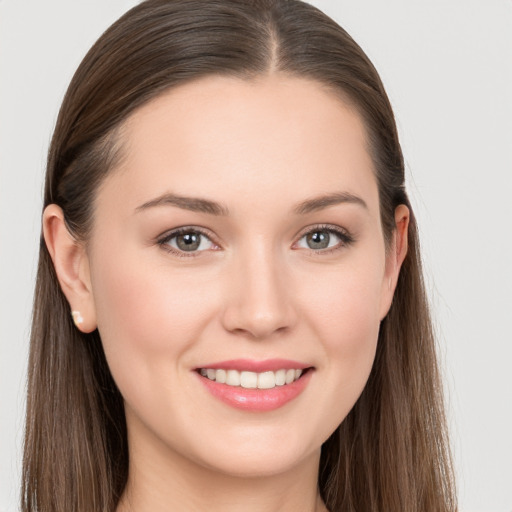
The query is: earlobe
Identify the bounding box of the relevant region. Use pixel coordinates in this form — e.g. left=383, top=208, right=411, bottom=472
left=379, top=204, right=410, bottom=319
left=42, top=204, right=97, bottom=333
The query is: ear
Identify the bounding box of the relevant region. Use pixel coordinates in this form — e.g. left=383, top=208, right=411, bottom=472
left=379, top=204, right=410, bottom=320
left=42, top=204, right=97, bottom=333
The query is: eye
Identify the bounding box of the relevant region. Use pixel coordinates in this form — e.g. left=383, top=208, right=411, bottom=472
left=158, top=228, right=216, bottom=255
left=295, top=226, right=353, bottom=252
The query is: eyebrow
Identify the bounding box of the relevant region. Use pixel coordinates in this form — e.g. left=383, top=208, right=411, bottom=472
left=293, top=192, right=368, bottom=215
left=135, top=193, right=229, bottom=216
left=135, top=190, right=367, bottom=216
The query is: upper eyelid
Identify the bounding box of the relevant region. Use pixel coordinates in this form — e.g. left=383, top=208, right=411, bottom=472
left=157, top=226, right=216, bottom=242
left=157, top=223, right=349, bottom=237
left=295, top=223, right=352, bottom=240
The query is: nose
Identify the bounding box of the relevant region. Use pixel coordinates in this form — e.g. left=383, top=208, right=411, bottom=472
left=221, top=244, right=297, bottom=340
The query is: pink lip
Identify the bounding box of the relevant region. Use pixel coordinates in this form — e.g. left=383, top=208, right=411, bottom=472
left=196, top=358, right=310, bottom=372
left=195, top=360, right=313, bottom=412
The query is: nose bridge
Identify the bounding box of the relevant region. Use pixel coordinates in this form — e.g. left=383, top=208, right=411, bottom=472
left=222, top=238, right=295, bottom=339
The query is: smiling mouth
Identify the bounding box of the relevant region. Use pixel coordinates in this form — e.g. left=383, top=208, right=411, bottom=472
left=198, top=368, right=309, bottom=390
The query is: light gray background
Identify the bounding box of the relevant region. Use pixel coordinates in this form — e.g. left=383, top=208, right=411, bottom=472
left=1, top=1, right=511, bottom=511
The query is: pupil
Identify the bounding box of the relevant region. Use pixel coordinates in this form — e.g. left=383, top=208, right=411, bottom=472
left=307, top=231, right=329, bottom=249
left=177, top=232, right=200, bottom=251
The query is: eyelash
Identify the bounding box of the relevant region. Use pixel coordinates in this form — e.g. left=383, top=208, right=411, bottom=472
left=156, top=224, right=355, bottom=258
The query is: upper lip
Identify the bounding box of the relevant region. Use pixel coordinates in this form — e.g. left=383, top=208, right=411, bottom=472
left=195, top=358, right=312, bottom=373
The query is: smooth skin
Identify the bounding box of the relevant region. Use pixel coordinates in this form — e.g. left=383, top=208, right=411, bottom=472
left=44, top=74, right=409, bottom=512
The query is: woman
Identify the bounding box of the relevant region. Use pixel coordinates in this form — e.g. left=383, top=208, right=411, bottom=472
left=22, top=0, right=456, bottom=510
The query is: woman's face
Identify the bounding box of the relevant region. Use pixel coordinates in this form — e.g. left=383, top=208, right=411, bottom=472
left=84, top=75, right=402, bottom=478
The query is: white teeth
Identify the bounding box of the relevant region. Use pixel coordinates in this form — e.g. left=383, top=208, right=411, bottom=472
left=285, top=369, right=295, bottom=384
left=240, top=371, right=258, bottom=389
left=226, top=369, right=241, bottom=386
left=200, top=367, right=306, bottom=389
left=275, top=369, right=286, bottom=386
left=258, top=371, right=275, bottom=389
left=215, top=369, right=226, bottom=384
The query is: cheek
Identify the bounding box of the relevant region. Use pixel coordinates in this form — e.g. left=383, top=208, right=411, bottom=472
left=310, top=258, right=384, bottom=343
left=303, top=255, right=385, bottom=394
left=89, top=245, right=218, bottom=387
left=323, top=288, right=380, bottom=387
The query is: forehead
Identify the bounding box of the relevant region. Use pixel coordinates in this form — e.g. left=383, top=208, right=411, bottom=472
left=100, top=74, right=378, bottom=218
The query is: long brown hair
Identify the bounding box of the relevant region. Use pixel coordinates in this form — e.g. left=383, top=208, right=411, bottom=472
left=23, top=1, right=456, bottom=510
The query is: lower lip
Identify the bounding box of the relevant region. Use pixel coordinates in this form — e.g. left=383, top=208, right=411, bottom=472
left=196, top=370, right=313, bottom=412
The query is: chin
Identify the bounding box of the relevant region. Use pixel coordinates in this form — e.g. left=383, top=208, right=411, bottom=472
left=199, top=446, right=319, bottom=480
left=180, top=422, right=326, bottom=480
